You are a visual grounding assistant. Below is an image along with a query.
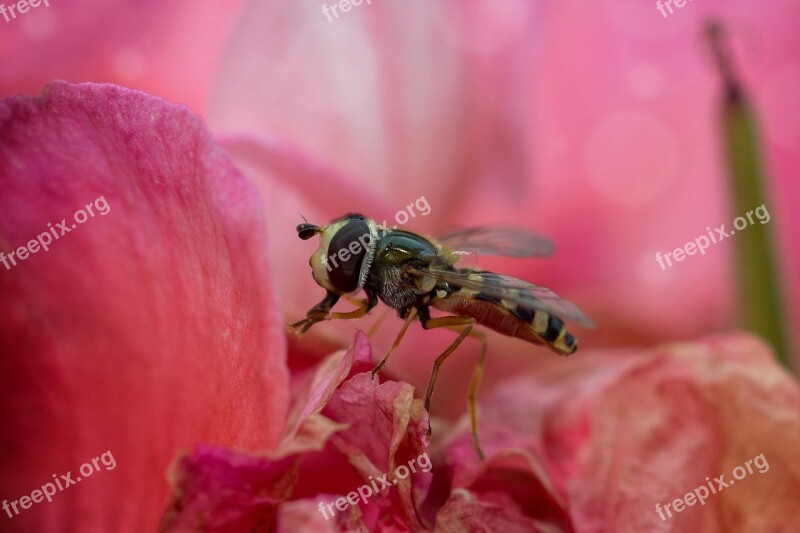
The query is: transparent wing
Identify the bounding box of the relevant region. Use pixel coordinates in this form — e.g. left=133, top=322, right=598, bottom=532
left=411, top=266, right=595, bottom=328
left=436, top=226, right=555, bottom=258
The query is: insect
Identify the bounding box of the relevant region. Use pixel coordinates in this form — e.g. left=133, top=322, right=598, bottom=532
left=289, top=213, right=594, bottom=458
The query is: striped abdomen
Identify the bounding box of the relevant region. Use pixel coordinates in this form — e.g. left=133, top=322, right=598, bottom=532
left=429, top=273, right=577, bottom=355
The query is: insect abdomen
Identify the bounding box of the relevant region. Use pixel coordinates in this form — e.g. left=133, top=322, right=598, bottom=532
left=431, top=273, right=577, bottom=355
left=520, top=306, right=577, bottom=355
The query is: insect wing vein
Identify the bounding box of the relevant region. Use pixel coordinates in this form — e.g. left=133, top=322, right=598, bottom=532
left=436, top=226, right=555, bottom=258
left=413, top=267, right=595, bottom=328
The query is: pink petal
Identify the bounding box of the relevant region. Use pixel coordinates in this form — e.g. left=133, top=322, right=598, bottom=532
left=569, top=335, right=800, bottom=531
left=322, top=373, right=432, bottom=529
left=441, top=450, right=567, bottom=528
left=435, top=489, right=554, bottom=533
left=454, top=333, right=800, bottom=531
left=161, top=414, right=348, bottom=531
left=161, top=446, right=300, bottom=532
left=162, top=334, right=433, bottom=531
left=276, top=498, right=365, bottom=532
left=0, top=81, right=288, bottom=531
left=283, top=331, right=373, bottom=443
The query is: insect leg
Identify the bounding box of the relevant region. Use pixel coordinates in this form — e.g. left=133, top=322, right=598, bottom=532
left=329, top=289, right=377, bottom=320
left=288, top=291, right=340, bottom=335
left=371, top=307, right=418, bottom=377
left=425, top=318, right=488, bottom=459
left=419, top=316, right=477, bottom=441
left=466, top=330, right=487, bottom=460
left=289, top=290, right=377, bottom=335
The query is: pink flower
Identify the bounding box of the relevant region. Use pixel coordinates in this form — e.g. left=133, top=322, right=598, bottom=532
left=162, top=332, right=800, bottom=531
left=441, top=333, right=800, bottom=531
left=0, top=82, right=288, bottom=531
left=3, top=1, right=800, bottom=531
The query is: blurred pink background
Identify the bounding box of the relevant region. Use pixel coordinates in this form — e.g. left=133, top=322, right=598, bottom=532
left=5, top=0, right=797, bottom=360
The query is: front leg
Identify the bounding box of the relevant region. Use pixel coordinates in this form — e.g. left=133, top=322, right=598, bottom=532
left=288, top=291, right=340, bottom=335
left=289, top=289, right=378, bottom=336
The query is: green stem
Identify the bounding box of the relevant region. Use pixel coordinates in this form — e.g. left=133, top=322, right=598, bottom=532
left=708, top=21, right=791, bottom=368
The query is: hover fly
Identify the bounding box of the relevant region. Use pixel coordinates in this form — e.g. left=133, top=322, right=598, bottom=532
left=290, top=213, right=594, bottom=458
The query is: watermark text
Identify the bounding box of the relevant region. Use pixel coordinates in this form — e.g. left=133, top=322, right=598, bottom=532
left=655, top=204, right=770, bottom=271
left=656, top=0, right=694, bottom=18
left=3, top=450, right=116, bottom=519
left=0, top=0, right=50, bottom=23
left=655, top=453, right=768, bottom=521
left=318, top=452, right=431, bottom=520
left=1, top=195, right=110, bottom=272
left=322, top=0, right=371, bottom=22
left=323, top=195, right=431, bottom=273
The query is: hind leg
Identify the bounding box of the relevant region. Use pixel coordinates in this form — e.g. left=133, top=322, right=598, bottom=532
left=420, top=315, right=487, bottom=459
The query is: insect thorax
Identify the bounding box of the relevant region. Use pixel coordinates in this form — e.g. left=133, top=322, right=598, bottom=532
left=364, top=229, right=446, bottom=312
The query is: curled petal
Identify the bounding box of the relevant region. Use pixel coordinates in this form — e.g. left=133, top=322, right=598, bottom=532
left=283, top=331, right=373, bottom=444
left=323, top=373, right=432, bottom=529
left=276, top=498, right=365, bottom=532
left=162, top=333, right=432, bottom=531
left=435, top=489, right=557, bottom=533
left=449, top=333, right=800, bottom=531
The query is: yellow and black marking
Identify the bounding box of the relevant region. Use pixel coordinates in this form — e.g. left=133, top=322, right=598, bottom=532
left=294, top=215, right=593, bottom=461
left=443, top=271, right=577, bottom=355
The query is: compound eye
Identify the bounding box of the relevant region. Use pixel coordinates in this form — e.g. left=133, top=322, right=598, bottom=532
left=327, top=219, right=370, bottom=293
